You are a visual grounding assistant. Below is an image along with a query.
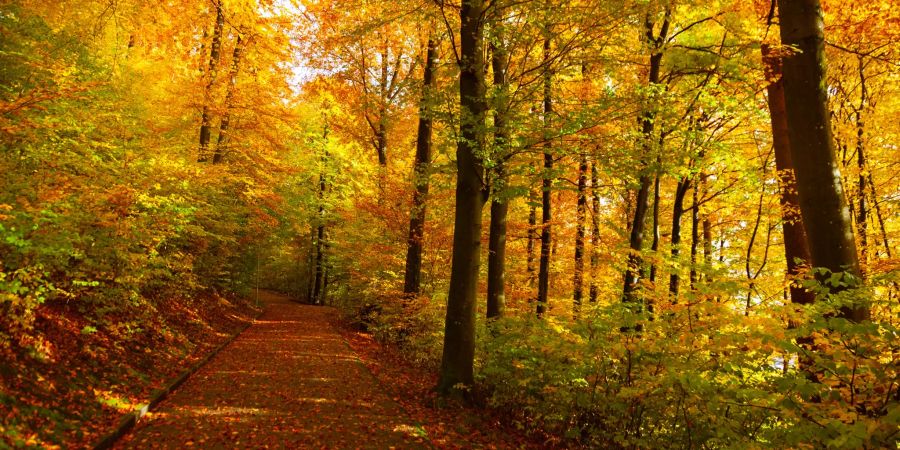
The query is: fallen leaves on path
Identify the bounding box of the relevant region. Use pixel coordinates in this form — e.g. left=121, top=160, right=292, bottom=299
left=116, top=293, right=430, bottom=449
left=339, top=323, right=544, bottom=449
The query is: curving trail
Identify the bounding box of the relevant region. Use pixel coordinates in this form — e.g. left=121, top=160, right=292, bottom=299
left=115, top=291, right=429, bottom=449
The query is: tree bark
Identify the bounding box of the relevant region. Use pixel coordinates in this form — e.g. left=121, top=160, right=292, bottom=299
left=762, top=41, right=815, bottom=305
left=213, top=33, right=244, bottom=164
left=589, top=161, right=601, bottom=303
left=536, top=35, right=553, bottom=317
left=690, top=182, right=700, bottom=289
left=668, top=178, right=691, bottom=297
left=573, top=155, right=588, bottom=316
left=855, top=55, right=868, bottom=273
left=312, top=124, right=329, bottom=306
left=623, top=8, right=670, bottom=306
left=778, top=0, right=867, bottom=321
left=198, top=3, right=225, bottom=163
left=526, top=197, right=537, bottom=283
left=649, top=172, right=661, bottom=284
left=487, top=36, right=509, bottom=321
left=402, top=37, right=437, bottom=296
left=438, top=0, right=487, bottom=396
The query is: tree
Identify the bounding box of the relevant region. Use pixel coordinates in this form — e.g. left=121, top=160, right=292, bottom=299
left=622, top=5, right=670, bottom=310
left=486, top=24, right=510, bottom=320
left=777, top=0, right=868, bottom=321
left=437, top=0, right=488, bottom=396
left=198, top=2, right=225, bottom=163
left=760, top=5, right=815, bottom=305
left=402, top=36, right=438, bottom=296
left=536, top=31, right=554, bottom=317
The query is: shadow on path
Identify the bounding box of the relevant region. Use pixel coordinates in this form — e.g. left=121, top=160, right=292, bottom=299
left=116, top=291, right=429, bottom=449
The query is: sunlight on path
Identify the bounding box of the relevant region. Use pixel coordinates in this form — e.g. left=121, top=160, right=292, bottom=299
left=115, top=291, right=429, bottom=449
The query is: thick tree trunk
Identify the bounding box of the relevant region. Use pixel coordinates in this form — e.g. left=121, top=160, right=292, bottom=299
left=778, top=0, right=867, bottom=321
left=438, top=0, right=487, bottom=396
left=487, top=37, right=509, bottom=320
left=403, top=37, right=437, bottom=296
left=536, top=36, right=553, bottom=317
left=213, top=34, right=244, bottom=164
left=573, top=155, right=588, bottom=316
left=762, top=42, right=815, bottom=305
left=198, top=3, right=224, bottom=163
left=589, top=161, right=601, bottom=303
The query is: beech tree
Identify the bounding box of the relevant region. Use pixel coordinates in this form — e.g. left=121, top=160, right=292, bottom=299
left=437, top=0, right=488, bottom=396
left=777, top=0, right=868, bottom=321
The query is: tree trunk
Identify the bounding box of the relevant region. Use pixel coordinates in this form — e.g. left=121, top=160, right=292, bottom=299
left=573, top=155, right=588, bottom=316
left=306, top=226, right=316, bottom=302
left=312, top=131, right=329, bottom=305
left=213, top=34, right=245, bottom=164
left=623, top=8, right=670, bottom=306
left=527, top=198, right=537, bottom=283
left=438, top=0, right=487, bottom=396
left=649, top=172, right=661, bottom=284
left=762, top=41, right=815, bottom=305
left=536, top=35, right=553, bottom=317
left=778, top=0, right=867, bottom=321
left=690, top=182, right=700, bottom=290
left=668, top=178, right=690, bottom=297
left=197, top=3, right=224, bottom=163
left=312, top=223, right=326, bottom=305
left=589, top=161, right=601, bottom=303
left=855, top=55, right=868, bottom=274
left=402, top=37, right=437, bottom=296
left=486, top=37, right=509, bottom=320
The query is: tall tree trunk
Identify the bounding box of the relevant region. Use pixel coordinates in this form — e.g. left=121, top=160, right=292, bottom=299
left=855, top=55, right=868, bottom=274
left=668, top=178, right=691, bottom=297
left=438, top=0, right=487, bottom=396
left=762, top=41, right=815, bottom=305
left=573, top=155, right=588, bottom=316
left=403, top=37, right=437, bottom=296
left=487, top=36, right=509, bottom=320
left=197, top=3, right=224, bottom=163
left=536, top=35, right=553, bottom=317
left=778, top=0, right=867, bottom=321
left=589, top=161, right=601, bottom=303
left=623, top=8, right=670, bottom=306
left=213, top=34, right=245, bottom=164
left=312, top=124, right=329, bottom=305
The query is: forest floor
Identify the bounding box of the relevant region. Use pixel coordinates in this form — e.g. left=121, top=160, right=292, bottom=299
left=115, top=292, right=538, bottom=449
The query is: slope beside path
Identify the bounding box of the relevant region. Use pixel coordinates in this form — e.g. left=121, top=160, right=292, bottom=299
left=115, top=291, right=429, bottom=449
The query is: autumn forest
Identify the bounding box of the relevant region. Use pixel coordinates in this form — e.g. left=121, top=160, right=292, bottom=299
left=1, top=0, right=899, bottom=448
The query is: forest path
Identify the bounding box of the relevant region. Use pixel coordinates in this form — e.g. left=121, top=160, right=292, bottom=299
left=115, top=291, right=430, bottom=449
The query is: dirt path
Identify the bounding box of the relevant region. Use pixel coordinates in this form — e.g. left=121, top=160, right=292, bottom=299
left=115, top=291, right=429, bottom=449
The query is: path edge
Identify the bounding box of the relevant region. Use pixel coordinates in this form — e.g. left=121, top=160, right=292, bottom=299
left=92, top=305, right=265, bottom=450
